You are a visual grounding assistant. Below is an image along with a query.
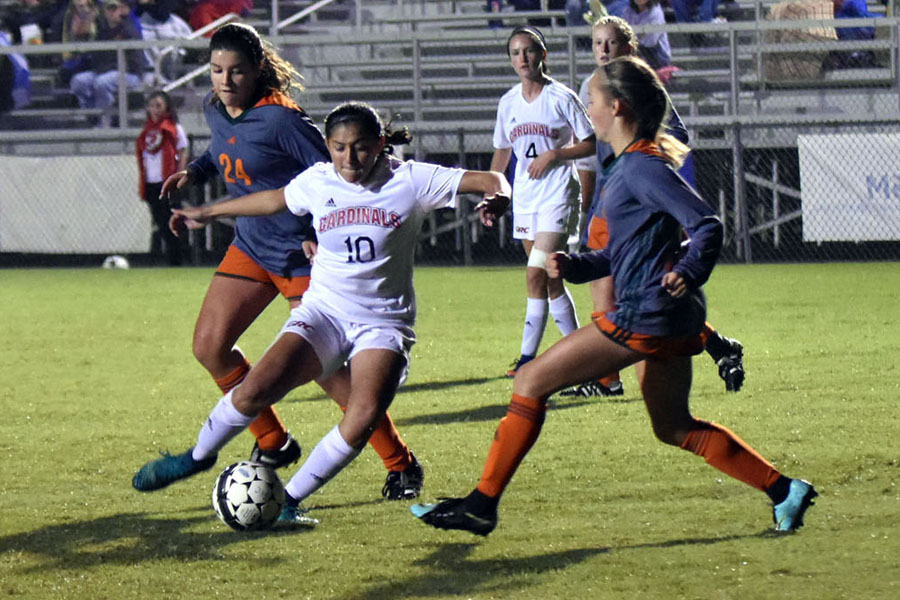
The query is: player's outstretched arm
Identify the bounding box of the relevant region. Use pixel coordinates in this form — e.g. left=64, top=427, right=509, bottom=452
left=460, top=170, right=512, bottom=227
left=171, top=188, right=288, bottom=232
left=161, top=169, right=193, bottom=199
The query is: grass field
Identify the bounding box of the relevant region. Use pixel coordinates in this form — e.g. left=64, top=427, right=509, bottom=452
left=2, top=262, right=899, bottom=599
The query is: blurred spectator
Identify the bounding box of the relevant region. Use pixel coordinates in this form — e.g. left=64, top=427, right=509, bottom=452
left=137, top=0, right=193, bottom=83
left=56, top=0, right=98, bottom=84
left=827, top=0, right=883, bottom=67
left=622, top=0, right=671, bottom=69
left=68, top=0, right=144, bottom=125
left=0, top=30, right=32, bottom=112
left=1, top=0, right=67, bottom=44
left=136, top=90, right=189, bottom=265
left=833, top=0, right=881, bottom=40
left=188, top=0, right=251, bottom=34
left=672, top=0, right=723, bottom=24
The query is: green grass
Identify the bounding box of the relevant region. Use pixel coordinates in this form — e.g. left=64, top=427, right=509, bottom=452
left=2, top=263, right=900, bottom=599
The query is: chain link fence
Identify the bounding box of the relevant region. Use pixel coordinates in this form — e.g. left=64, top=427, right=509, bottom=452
left=1, top=12, right=898, bottom=266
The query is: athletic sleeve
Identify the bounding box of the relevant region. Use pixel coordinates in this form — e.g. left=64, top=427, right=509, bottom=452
left=275, top=109, right=329, bottom=168
left=564, top=249, right=611, bottom=284
left=492, top=95, right=511, bottom=150
left=187, top=148, right=217, bottom=184
left=407, top=161, right=465, bottom=211
left=575, top=77, right=598, bottom=172
left=628, top=157, right=723, bottom=287
left=283, top=169, right=315, bottom=217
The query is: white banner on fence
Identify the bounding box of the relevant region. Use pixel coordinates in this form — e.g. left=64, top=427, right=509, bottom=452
left=798, top=134, right=900, bottom=243
left=0, top=155, right=150, bottom=253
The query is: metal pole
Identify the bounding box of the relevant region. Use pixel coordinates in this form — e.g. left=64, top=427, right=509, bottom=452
left=568, top=30, right=576, bottom=90
left=116, top=48, right=127, bottom=129
left=729, top=28, right=751, bottom=262
left=458, top=128, right=472, bottom=266
left=413, top=37, right=423, bottom=161
left=771, top=160, right=780, bottom=248
left=272, top=0, right=279, bottom=35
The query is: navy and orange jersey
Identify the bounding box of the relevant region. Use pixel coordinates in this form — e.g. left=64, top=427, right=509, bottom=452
left=189, top=91, right=329, bottom=277
left=565, top=139, right=723, bottom=338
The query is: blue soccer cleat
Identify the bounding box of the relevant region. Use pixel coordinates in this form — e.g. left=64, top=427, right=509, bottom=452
left=773, top=479, right=818, bottom=532
left=278, top=502, right=319, bottom=528
left=412, top=497, right=497, bottom=536
left=132, top=447, right=217, bottom=492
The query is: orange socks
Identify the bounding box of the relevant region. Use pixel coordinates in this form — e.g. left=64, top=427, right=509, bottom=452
left=213, top=357, right=288, bottom=452
left=338, top=405, right=411, bottom=471
left=680, top=420, right=781, bottom=492
left=476, top=394, right=547, bottom=499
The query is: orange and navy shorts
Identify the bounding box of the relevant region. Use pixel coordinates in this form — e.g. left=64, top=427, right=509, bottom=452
left=593, top=313, right=704, bottom=359
left=586, top=215, right=610, bottom=251
left=215, top=245, right=310, bottom=302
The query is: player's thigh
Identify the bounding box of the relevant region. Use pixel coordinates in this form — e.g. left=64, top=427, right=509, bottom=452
left=342, top=348, right=408, bottom=446
left=232, top=331, right=323, bottom=413
left=194, top=274, right=278, bottom=353
left=513, top=324, right=643, bottom=398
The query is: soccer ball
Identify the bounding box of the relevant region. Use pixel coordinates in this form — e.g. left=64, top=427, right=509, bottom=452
left=102, top=255, right=130, bottom=269
left=212, top=461, right=286, bottom=531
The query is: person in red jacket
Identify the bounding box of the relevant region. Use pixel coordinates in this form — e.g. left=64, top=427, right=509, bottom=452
left=136, top=90, right=188, bottom=265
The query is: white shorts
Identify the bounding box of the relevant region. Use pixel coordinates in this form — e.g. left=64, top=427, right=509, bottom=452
left=279, top=302, right=416, bottom=380
left=512, top=202, right=579, bottom=241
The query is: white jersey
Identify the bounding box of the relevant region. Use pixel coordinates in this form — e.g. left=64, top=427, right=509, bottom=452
left=492, top=78, right=594, bottom=214
left=283, top=156, right=464, bottom=326
left=575, top=75, right=599, bottom=173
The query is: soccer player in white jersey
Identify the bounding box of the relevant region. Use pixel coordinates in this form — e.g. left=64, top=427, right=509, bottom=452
left=132, top=101, right=512, bottom=526
left=491, top=26, right=598, bottom=378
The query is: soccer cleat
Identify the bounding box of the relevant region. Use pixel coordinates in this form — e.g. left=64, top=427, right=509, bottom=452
left=773, top=479, right=818, bottom=532
left=132, top=447, right=217, bottom=492
left=278, top=501, right=319, bottom=528
left=411, top=497, right=497, bottom=536
left=382, top=454, right=425, bottom=500
left=249, top=433, right=302, bottom=469
left=716, top=338, right=745, bottom=392
left=505, top=354, right=534, bottom=378
left=559, top=380, right=625, bottom=398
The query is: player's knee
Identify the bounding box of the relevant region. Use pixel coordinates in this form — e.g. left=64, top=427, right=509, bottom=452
left=650, top=421, right=689, bottom=447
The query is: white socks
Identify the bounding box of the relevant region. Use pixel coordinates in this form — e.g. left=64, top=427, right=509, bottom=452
left=192, top=391, right=256, bottom=461
left=549, top=288, right=579, bottom=336
left=520, top=297, right=549, bottom=357
left=285, top=425, right=362, bottom=502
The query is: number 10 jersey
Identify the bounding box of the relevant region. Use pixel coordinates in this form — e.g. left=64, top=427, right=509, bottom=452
left=283, top=156, right=465, bottom=327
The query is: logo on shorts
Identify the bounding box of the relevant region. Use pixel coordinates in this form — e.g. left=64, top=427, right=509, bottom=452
left=516, top=225, right=530, bottom=234
left=287, top=320, right=314, bottom=331
left=326, top=198, right=336, bottom=207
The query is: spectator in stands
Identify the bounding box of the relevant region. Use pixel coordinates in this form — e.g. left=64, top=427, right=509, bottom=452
left=1, top=0, right=67, bottom=44
left=672, top=0, right=723, bottom=24
left=188, top=0, right=251, bottom=35
left=56, top=0, right=98, bottom=84
left=622, top=0, right=672, bottom=70
left=0, top=30, right=32, bottom=113
left=136, top=90, right=189, bottom=264
left=69, top=0, right=144, bottom=126
left=137, top=0, right=193, bottom=83
left=827, top=0, right=883, bottom=67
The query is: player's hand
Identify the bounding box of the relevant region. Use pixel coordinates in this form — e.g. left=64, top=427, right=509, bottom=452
left=527, top=149, right=558, bottom=179
left=661, top=271, right=687, bottom=298
left=546, top=251, right=570, bottom=279
left=170, top=206, right=211, bottom=236
left=302, top=240, right=318, bottom=265
left=475, top=193, right=511, bottom=227
left=161, top=169, right=193, bottom=199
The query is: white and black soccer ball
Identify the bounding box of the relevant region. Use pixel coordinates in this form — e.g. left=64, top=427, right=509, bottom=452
left=212, top=461, right=286, bottom=531
left=102, top=255, right=130, bottom=270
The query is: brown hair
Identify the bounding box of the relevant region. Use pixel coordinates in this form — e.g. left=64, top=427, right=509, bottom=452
left=592, top=56, right=688, bottom=167
left=208, top=23, right=304, bottom=104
